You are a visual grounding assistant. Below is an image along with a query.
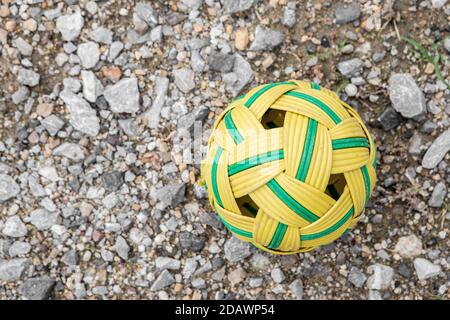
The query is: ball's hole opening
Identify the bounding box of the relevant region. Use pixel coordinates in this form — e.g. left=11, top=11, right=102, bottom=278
left=261, top=109, right=286, bottom=129
left=326, top=174, right=346, bottom=200
left=236, top=195, right=259, bottom=218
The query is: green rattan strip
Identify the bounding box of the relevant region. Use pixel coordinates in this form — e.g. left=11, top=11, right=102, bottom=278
left=332, top=137, right=369, bottom=150
left=245, top=81, right=296, bottom=108
left=268, top=223, right=288, bottom=249
left=300, top=207, right=354, bottom=241
left=295, top=118, right=318, bottom=181
left=266, top=179, right=319, bottom=223
left=224, top=111, right=244, bottom=144
left=211, top=147, right=224, bottom=207
left=228, top=149, right=285, bottom=176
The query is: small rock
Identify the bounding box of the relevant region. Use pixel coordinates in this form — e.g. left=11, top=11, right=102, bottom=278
left=348, top=267, right=367, bottom=288
left=150, top=270, right=175, bottom=291
left=17, top=68, right=40, bottom=87
left=155, top=257, right=181, bottom=270
left=224, top=0, right=256, bottom=13
left=422, top=129, right=450, bottom=169
left=251, top=253, right=270, bottom=270
left=336, top=58, right=364, bottom=77
left=0, top=258, right=30, bottom=281
left=413, top=258, right=441, bottom=280
left=366, top=264, right=394, bottom=290
left=208, top=51, right=235, bottom=73
left=19, top=277, right=55, bottom=300
left=156, top=183, right=186, bottom=207
left=179, top=231, right=205, bottom=251
left=29, top=209, right=58, bottom=230
left=90, top=27, right=113, bottom=44
left=60, top=90, right=100, bottom=136
left=81, top=70, right=103, bottom=103
left=134, top=2, right=158, bottom=27
left=249, top=25, right=284, bottom=51
left=345, top=83, right=358, bottom=97
left=228, top=267, right=246, bottom=286
left=143, top=76, right=169, bottom=129
left=102, top=171, right=124, bottom=192
left=114, top=235, right=130, bottom=260
left=335, top=2, right=360, bottom=24
left=103, top=77, right=140, bottom=113
left=428, top=182, right=447, bottom=208
left=56, top=11, right=84, bottom=41
left=224, top=236, right=251, bottom=262
left=282, top=2, right=297, bottom=28
left=173, top=68, right=195, bottom=93
left=271, top=268, right=285, bottom=283
left=444, top=38, right=450, bottom=54
left=378, top=107, right=401, bottom=131
left=388, top=73, right=426, bottom=119
left=11, top=86, right=30, bottom=104
left=15, top=37, right=33, bottom=56
left=235, top=27, right=249, bottom=50
left=289, top=279, right=304, bottom=299
left=61, top=250, right=79, bottom=266
left=2, top=216, right=27, bottom=238
left=36, top=103, right=53, bottom=117
left=8, top=241, right=31, bottom=257
left=394, top=235, right=423, bottom=258
left=41, top=115, right=65, bottom=136
left=431, top=0, right=448, bottom=8
left=77, top=42, right=100, bottom=69
left=223, top=53, right=254, bottom=97
left=0, top=174, right=20, bottom=202
left=53, top=143, right=85, bottom=161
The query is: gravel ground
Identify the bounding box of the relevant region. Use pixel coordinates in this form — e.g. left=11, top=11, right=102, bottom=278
left=0, top=0, right=449, bottom=300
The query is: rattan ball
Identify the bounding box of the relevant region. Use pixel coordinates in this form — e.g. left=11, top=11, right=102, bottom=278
left=201, top=80, right=377, bottom=254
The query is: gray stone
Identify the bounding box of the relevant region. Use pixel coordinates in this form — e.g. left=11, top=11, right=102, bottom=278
left=156, top=183, right=186, bottom=207
left=108, top=41, right=124, bottom=62
left=432, top=0, right=448, bottom=8
left=90, top=26, right=113, bottom=44
left=345, top=83, right=358, bottom=97
left=81, top=70, right=103, bottom=103
left=378, top=107, right=401, bottom=131
left=228, top=267, right=246, bottom=286
left=155, top=257, right=181, bottom=270
left=428, top=182, right=447, bottom=208
left=289, top=279, right=304, bottom=299
left=394, top=235, right=422, bottom=258
left=8, top=241, right=31, bottom=257
left=19, top=277, right=55, bottom=300
left=179, top=231, right=205, bottom=251
left=335, top=2, right=360, bottom=24
left=53, top=143, right=85, bottom=161
left=60, top=90, right=100, bottom=136
left=12, top=86, right=30, bottom=104
left=388, top=73, right=426, bottom=119
left=282, top=2, right=297, bottom=28
left=77, top=42, right=100, bottom=69
left=372, top=51, right=386, bottom=63
left=174, top=68, right=195, bottom=93
left=0, top=240, right=11, bottom=258
left=208, top=51, right=235, bottom=73
left=44, top=7, right=61, bottom=20
left=249, top=25, right=284, bottom=51
left=2, top=216, right=27, bottom=238
left=368, top=290, right=382, bottom=300
left=150, top=269, right=175, bottom=291
left=444, top=38, right=450, bottom=54
left=348, top=267, right=367, bottom=288
left=366, top=264, right=394, bottom=290
left=182, top=258, right=198, bottom=278
left=224, top=0, right=256, bottom=13
left=85, top=1, right=98, bottom=15
left=103, top=78, right=140, bottom=113
left=118, top=119, right=138, bottom=136
left=56, top=11, right=84, bottom=41
left=224, top=236, right=251, bottom=262
left=336, top=58, right=364, bottom=77
left=422, top=129, right=450, bottom=169
left=182, top=0, right=203, bottom=9
left=251, top=253, right=270, bottom=270
left=0, top=258, right=30, bottom=281
left=271, top=268, right=285, bottom=283
left=38, top=166, right=59, bottom=182
left=63, top=77, right=81, bottom=93
left=150, top=26, right=163, bottom=43
left=17, top=68, right=40, bottom=87
left=143, top=76, right=169, bottom=129
left=413, top=258, right=441, bottom=280
left=41, top=115, right=65, bottom=136
left=102, top=171, right=124, bottom=192
left=15, top=37, right=33, bottom=56
left=29, top=209, right=58, bottom=230
left=0, top=174, right=20, bottom=202
left=223, top=53, right=254, bottom=97
left=135, top=2, right=158, bottom=27
left=114, top=235, right=130, bottom=260
left=191, top=50, right=205, bottom=73
left=61, top=250, right=79, bottom=266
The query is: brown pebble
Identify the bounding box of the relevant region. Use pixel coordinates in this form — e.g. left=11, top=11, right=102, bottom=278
left=102, top=66, right=122, bottom=82
left=235, top=27, right=249, bottom=51
left=36, top=103, right=53, bottom=117
left=5, top=20, right=16, bottom=32
left=23, top=18, right=37, bottom=32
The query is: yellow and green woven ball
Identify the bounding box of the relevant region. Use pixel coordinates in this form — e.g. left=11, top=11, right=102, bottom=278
left=201, top=80, right=376, bottom=254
